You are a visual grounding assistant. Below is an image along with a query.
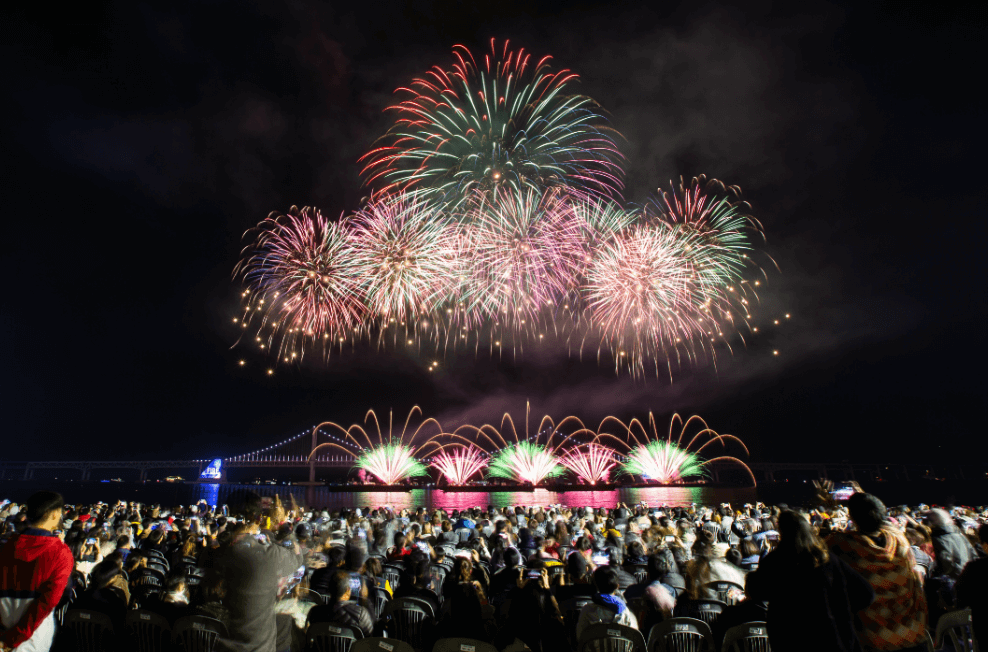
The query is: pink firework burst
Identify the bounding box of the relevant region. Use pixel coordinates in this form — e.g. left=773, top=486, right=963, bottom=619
left=236, top=207, right=365, bottom=358
left=459, top=187, right=584, bottom=330
left=559, top=443, right=616, bottom=485
left=430, top=446, right=487, bottom=485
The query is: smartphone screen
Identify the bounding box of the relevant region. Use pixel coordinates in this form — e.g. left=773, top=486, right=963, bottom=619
left=86, top=538, right=97, bottom=545
left=525, top=570, right=541, bottom=580
left=591, top=552, right=609, bottom=566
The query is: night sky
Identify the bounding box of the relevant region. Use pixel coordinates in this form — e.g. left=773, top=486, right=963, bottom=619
left=3, top=1, right=984, bottom=464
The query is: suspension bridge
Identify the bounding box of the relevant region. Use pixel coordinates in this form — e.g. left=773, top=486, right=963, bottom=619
left=1, top=423, right=983, bottom=485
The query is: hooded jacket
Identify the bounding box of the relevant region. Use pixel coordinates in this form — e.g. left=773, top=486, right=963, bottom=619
left=0, top=528, right=74, bottom=650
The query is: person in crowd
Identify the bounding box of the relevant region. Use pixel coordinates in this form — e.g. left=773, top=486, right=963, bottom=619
left=208, top=491, right=304, bottom=652
left=759, top=510, right=875, bottom=652
left=115, top=535, right=133, bottom=563
left=828, top=494, right=928, bottom=652
left=306, top=571, right=375, bottom=637
left=574, top=565, right=637, bottom=640
left=437, top=557, right=490, bottom=642
left=0, top=491, right=74, bottom=652
left=145, top=574, right=190, bottom=624
left=712, top=570, right=769, bottom=649
left=493, top=569, right=567, bottom=652
left=925, top=508, right=977, bottom=578
left=955, top=523, right=988, bottom=649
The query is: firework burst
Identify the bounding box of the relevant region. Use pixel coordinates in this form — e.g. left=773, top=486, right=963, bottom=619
left=619, top=441, right=705, bottom=484
left=236, top=206, right=365, bottom=359
left=559, top=443, right=616, bottom=485
left=487, top=441, right=564, bottom=485
left=359, top=39, right=624, bottom=205
left=597, top=412, right=756, bottom=486
left=582, top=224, right=700, bottom=370
left=350, top=192, right=461, bottom=324
left=459, top=187, right=583, bottom=330
left=356, top=443, right=428, bottom=485
left=430, top=446, right=488, bottom=485
left=308, top=407, right=444, bottom=484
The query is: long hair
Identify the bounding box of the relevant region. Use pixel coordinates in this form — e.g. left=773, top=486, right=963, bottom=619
left=777, top=510, right=829, bottom=568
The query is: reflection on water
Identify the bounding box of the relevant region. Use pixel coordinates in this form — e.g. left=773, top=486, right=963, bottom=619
left=192, top=484, right=757, bottom=510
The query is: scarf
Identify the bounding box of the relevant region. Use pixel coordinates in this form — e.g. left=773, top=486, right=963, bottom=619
left=593, top=593, right=626, bottom=615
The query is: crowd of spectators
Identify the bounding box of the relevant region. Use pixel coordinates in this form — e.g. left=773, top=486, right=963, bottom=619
left=0, top=484, right=985, bottom=652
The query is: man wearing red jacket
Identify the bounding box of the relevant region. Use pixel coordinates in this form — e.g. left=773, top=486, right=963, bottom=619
left=0, top=491, right=73, bottom=651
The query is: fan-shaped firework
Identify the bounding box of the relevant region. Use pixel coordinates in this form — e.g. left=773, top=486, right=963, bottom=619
left=235, top=207, right=365, bottom=358
left=487, top=441, right=564, bottom=485
left=430, top=446, right=488, bottom=485
left=350, top=192, right=461, bottom=324
left=308, top=407, right=444, bottom=484
left=359, top=39, right=624, bottom=205
left=356, top=443, right=428, bottom=485
left=619, top=441, right=705, bottom=484
left=596, top=412, right=756, bottom=486
left=459, top=187, right=583, bottom=329
left=559, top=443, right=616, bottom=485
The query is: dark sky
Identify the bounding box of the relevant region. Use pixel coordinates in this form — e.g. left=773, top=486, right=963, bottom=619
left=3, top=1, right=984, bottom=464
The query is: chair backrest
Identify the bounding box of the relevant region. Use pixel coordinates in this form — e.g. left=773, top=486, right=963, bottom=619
left=147, top=549, right=167, bottom=562
left=577, top=623, right=647, bottom=652
left=172, top=615, right=229, bottom=652
left=63, top=609, right=115, bottom=652
left=545, top=564, right=566, bottom=582
left=429, top=564, right=449, bottom=585
left=935, top=609, right=978, bottom=652
left=133, top=574, right=165, bottom=590
left=704, top=582, right=745, bottom=606
left=625, top=565, right=649, bottom=585
left=183, top=556, right=199, bottom=566
left=369, top=585, right=391, bottom=618
left=306, top=622, right=364, bottom=652
left=351, top=637, right=416, bottom=652
left=432, top=637, right=499, bottom=652
left=646, top=618, right=712, bottom=652
left=147, top=560, right=169, bottom=575
left=383, top=564, right=403, bottom=591
left=143, top=567, right=167, bottom=582
left=381, top=597, right=435, bottom=649
left=298, top=587, right=325, bottom=606
left=562, top=597, right=596, bottom=647
left=127, top=609, right=172, bottom=652
left=721, top=622, right=769, bottom=652
left=687, top=600, right=725, bottom=628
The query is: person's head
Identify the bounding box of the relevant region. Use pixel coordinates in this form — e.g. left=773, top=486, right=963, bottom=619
left=847, top=494, right=887, bottom=535
left=393, top=532, right=406, bottom=549
left=454, top=556, right=474, bottom=583
left=777, top=510, right=829, bottom=568
left=328, top=570, right=353, bottom=605
left=441, top=520, right=452, bottom=532
left=978, top=524, right=988, bottom=553
left=566, top=551, right=590, bottom=582
left=163, top=575, right=188, bottom=602
left=116, top=535, right=131, bottom=550
left=592, top=565, right=620, bottom=595
left=347, top=547, right=368, bottom=572
left=327, top=546, right=347, bottom=568
left=647, top=551, right=673, bottom=581
left=743, top=570, right=766, bottom=601
left=725, top=548, right=743, bottom=569
left=503, top=547, right=521, bottom=569
left=25, top=491, right=63, bottom=529
left=226, top=490, right=264, bottom=526
left=576, top=536, right=593, bottom=552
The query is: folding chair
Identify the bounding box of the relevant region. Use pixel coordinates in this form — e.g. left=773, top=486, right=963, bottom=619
left=721, top=622, right=769, bottom=652
left=381, top=597, right=435, bottom=651
left=935, top=609, right=979, bottom=652
left=432, top=638, right=499, bottom=652
left=684, top=600, right=726, bottom=629
left=126, top=609, right=172, bottom=652
left=704, top=582, right=745, bottom=606
left=561, top=597, right=595, bottom=648
left=305, top=622, right=364, bottom=652
left=172, top=615, right=229, bottom=652
left=351, top=638, right=415, bottom=652
left=625, top=564, right=649, bottom=585
left=577, top=623, right=647, bottom=652
left=62, top=609, right=115, bottom=652
left=646, top=618, right=712, bottom=652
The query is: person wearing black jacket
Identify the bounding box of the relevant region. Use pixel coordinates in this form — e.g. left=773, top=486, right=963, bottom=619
left=306, top=571, right=375, bottom=637
left=759, top=511, right=875, bottom=652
